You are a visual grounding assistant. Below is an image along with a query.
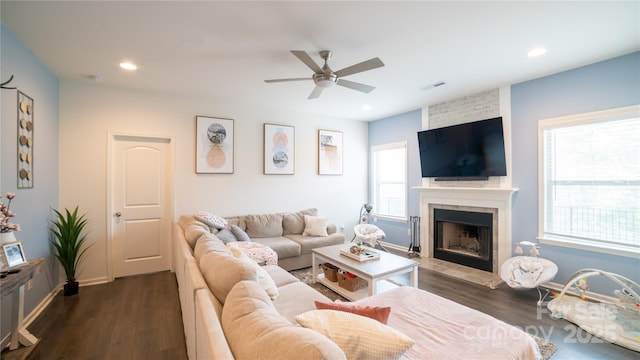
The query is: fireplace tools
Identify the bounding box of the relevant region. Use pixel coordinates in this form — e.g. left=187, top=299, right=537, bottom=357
left=408, top=216, right=421, bottom=257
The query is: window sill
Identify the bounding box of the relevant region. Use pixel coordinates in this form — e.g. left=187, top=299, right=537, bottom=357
left=375, top=215, right=408, bottom=223
left=538, top=234, right=640, bottom=259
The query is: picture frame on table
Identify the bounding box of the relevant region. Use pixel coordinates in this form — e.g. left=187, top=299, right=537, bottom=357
left=0, top=241, right=27, bottom=271
left=195, top=116, right=234, bottom=174
left=263, top=123, right=295, bottom=175
left=318, top=129, right=343, bottom=175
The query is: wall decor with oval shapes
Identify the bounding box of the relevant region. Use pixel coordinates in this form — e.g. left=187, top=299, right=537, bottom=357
left=17, top=90, right=34, bottom=188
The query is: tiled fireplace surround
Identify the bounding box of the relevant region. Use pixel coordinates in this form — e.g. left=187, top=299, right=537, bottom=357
left=416, top=186, right=518, bottom=288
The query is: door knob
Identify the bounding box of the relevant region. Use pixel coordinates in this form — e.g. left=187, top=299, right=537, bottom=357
left=115, top=211, right=122, bottom=217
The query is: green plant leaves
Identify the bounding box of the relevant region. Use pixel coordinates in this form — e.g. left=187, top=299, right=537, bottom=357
left=50, top=206, right=90, bottom=281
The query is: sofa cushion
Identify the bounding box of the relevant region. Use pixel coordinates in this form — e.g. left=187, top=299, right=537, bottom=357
left=282, top=208, right=318, bottom=235
left=199, top=251, right=258, bottom=305
left=243, top=213, right=283, bottom=238
left=315, top=301, right=391, bottom=324
left=228, top=246, right=279, bottom=300
left=230, top=224, right=251, bottom=242
left=285, top=233, right=345, bottom=255
left=193, top=233, right=230, bottom=263
left=194, top=210, right=228, bottom=230
left=272, top=281, right=332, bottom=324
left=262, top=265, right=299, bottom=287
left=302, top=215, right=329, bottom=236
left=295, top=309, right=414, bottom=360
left=251, top=237, right=301, bottom=259
left=222, top=281, right=346, bottom=360
left=179, top=215, right=211, bottom=249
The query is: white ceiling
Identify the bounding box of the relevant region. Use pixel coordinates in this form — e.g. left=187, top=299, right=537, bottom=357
left=2, top=1, right=638, bottom=121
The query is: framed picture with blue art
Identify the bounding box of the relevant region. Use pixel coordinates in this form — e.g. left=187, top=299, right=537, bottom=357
left=263, top=123, right=295, bottom=175
left=196, top=116, right=234, bottom=174
left=318, top=129, right=343, bottom=175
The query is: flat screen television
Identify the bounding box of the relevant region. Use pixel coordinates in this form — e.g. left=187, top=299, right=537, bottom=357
left=417, top=117, right=507, bottom=180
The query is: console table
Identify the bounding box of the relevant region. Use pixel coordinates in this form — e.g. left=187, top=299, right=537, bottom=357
left=0, top=258, right=44, bottom=350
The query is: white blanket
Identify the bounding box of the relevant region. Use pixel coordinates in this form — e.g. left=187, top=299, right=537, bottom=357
left=354, top=286, right=541, bottom=360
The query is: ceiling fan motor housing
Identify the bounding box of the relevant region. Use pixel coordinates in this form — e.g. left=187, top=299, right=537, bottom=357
left=313, top=73, right=337, bottom=88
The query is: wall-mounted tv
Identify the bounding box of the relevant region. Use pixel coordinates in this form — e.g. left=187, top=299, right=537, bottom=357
left=417, top=117, right=507, bottom=180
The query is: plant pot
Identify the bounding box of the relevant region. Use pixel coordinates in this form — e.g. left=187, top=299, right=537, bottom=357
left=0, top=231, right=17, bottom=245
left=64, top=281, right=79, bottom=296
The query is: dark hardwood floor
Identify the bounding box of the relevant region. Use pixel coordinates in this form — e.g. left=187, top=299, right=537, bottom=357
left=22, top=271, right=188, bottom=360
left=14, top=263, right=639, bottom=359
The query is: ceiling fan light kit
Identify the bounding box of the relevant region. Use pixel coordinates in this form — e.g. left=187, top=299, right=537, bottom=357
left=265, top=50, right=384, bottom=99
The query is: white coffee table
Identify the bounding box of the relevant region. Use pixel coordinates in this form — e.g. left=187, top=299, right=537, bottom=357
left=311, top=244, right=419, bottom=301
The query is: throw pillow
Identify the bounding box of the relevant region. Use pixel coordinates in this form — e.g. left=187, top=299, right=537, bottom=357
left=302, top=215, right=329, bottom=237
left=221, top=281, right=347, bottom=360
left=228, top=247, right=279, bottom=300
left=314, top=301, right=391, bottom=324
left=295, top=309, right=414, bottom=360
left=216, top=228, right=238, bottom=244
left=230, top=224, right=251, bottom=242
left=194, top=211, right=227, bottom=230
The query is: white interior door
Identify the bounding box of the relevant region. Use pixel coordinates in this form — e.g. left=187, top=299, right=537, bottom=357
left=111, top=135, right=173, bottom=278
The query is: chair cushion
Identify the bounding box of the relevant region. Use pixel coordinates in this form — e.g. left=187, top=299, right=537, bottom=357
left=221, top=281, right=346, bottom=360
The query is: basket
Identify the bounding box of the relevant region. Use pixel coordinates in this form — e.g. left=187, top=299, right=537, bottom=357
left=321, top=263, right=339, bottom=282
left=337, top=272, right=367, bottom=292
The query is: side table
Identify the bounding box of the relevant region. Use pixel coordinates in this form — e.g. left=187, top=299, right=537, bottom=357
left=0, top=258, right=44, bottom=350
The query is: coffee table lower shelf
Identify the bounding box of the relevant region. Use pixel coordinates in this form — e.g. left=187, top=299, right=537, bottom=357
left=316, top=273, right=398, bottom=301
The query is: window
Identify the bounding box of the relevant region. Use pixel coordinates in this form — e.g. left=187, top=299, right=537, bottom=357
left=538, top=105, right=640, bottom=257
left=371, top=141, right=407, bottom=221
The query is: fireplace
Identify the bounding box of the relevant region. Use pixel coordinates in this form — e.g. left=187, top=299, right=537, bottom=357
left=433, top=209, right=493, bottom=272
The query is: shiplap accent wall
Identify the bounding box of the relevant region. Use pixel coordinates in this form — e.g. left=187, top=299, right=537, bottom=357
left=428, top=88, right=500, bottom=129
left=422, top=88, right=505, bottom=187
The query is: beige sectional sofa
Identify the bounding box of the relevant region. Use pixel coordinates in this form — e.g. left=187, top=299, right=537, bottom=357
left=174, top=209, right=348, bottom=359
left=174, top=209, right=542, bottom=360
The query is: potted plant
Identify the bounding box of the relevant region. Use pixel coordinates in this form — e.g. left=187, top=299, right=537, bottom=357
left=50, top=206, right=90, bottom=296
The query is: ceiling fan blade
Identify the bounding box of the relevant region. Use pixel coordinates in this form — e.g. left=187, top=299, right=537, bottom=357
left=334, top=57, right=384, bottom=78
left=336, top=79, right=376, bottom=93
left=264, top=77, right=311, bottom=83
left=308, top=86, right=323, bottom=99
left=291, top=50, right=324, bottom=74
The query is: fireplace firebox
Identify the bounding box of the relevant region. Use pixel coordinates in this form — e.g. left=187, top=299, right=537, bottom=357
left=433, top=209, right=493, bottom=272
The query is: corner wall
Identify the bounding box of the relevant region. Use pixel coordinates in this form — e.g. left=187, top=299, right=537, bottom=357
left=59, top=81, right=368, bottom=284
left=1, top=24, right=59, bottom=346
left=511, top=51, right=640, bottom=289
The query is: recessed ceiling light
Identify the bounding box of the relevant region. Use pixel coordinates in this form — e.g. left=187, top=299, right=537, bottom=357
left=120, top=62, right=137, bottom=71
left=527, top=48, right=547, bottom=58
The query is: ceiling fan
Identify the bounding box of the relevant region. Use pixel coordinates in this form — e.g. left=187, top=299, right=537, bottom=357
left=264, top=50, right=384, bottom=99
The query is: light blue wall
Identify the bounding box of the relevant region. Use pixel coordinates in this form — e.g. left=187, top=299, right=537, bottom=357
left=368, top=109, right=422, bottom=249
left=1, top=24, right=59, bottom=344
left=511, top=52, right=640, bottom=292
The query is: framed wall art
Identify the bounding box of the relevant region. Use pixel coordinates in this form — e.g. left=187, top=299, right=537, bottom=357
left=196, top=116, right=234, bottom=174
left=0, top=241, right=27, bottom=271
left=264, top=123, right=295, bottom=175
left=17, top=90, right=34, bottom=188
left=318, top=129, right=343, bottom=175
